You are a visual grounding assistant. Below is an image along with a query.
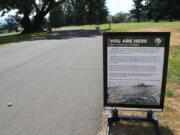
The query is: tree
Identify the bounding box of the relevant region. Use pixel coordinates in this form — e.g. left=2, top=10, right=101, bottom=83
left=86, top=0, right=108, bottom=24
left=49, top=6, right=65, bottom=27
left=95, top=0, right=108, bottom=24
left=4, top=16, right=20, bottom=32
left=68, top=0, right=108, bottom=25
left=0, top=0, right=108, bottom=32
left=144, top=0, right=180, bottom=22
left=159, top=0, right=180, bottom=21
left=130, top=0, right=144, bottom=22
left=71, top=0, right=87, bottom=25
left=112, top=12, right=129, bottom=23
left=49, top=0, right=108, bottom=26
left=0, top=0, right=66, bottom=33
left=0, top=23, right=5, bottom=33
left=146, top=0, right=162, bottom=22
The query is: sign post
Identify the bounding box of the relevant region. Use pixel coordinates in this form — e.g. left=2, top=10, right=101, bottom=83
left=103, top=32, right=170, bottom=135
left=107, top=15, right=112, bottom=30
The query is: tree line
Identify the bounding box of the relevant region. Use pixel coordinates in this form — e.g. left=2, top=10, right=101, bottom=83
left=0, top=0, right=108, bottom=33
left=1, top=0, right=180, bottom=33
left=49, top=0, right=108, bottom=28
left=131, top=0, right=180, bottom=22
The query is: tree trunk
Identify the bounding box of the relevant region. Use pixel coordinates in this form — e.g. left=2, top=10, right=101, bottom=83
left=22, top=10, right=51, bottom=33
left=21, top=15, right=33, bottom=33
left=137, top=17, right=140, bottom=22
left=168, top=17, right=173, bottom=22
left=32, top=15, right=44, bottom=32
left=21, top=11, right=46, bottom=33
left=154, top=17, right=159, bottom=23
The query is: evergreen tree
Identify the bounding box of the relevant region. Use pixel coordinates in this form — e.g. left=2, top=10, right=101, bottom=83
left=130, top=0, right=144, bottom=22
left=72, top=0, right=87, bottom=25
left=49, top=6, right=65, bottom=27
left=144, top=0, right=180, bottom=22
left=97, top=0, right=108, bottom=23
left=86, top=0, right=108, bottom=24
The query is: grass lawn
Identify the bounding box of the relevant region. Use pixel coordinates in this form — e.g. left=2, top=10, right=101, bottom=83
left=57, top=21, right=180, bottom=32
left=159, top=45, right=180, bottom=134
left=100, top=21, right=180, bottom=32
left=168, top=46, right=180, bottom=84
left=52, top=24, right=96, bottom=31
left=0, top=32, right=51, bottom=46
left=0, top=21, right=180, bottom=46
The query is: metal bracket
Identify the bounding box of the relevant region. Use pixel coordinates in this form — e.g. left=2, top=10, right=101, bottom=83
left=106, top=109, right=161, bottom=135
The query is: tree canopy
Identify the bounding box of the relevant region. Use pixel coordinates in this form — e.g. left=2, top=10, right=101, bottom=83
left=0, top=0, right=66, bottom=33
left=49, top=0, right=108, bottom=27
left=0, top=0, right=108, bottom=33
left=144, top=0, right=180, bottom=22
left=131, top=0, right=180, bottom=22
left=130, top=0, right=144, bottom=22
left=112, top=12, right=130, bottom=23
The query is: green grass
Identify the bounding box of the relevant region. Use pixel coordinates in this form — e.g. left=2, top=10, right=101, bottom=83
left=166, top=88, right=176, bottom=97
left=1, top=21, right=180, bottom=46
left=100, top=21, right=180, bottom=32
left=0, top=32, right=51, bottom=46
left=53, top=24, right=96, bottom=31
left=167, top=46, right=180, bottom=84
left=56, top=21, right=180, bottom=32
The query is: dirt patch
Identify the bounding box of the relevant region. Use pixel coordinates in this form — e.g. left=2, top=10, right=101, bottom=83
left=166, top=83, right=180, bottom=102
left=98, top=110, right=176, bottom=135
left=131, top=27, right=180, bottom=46
left=167, top=82, right=180, bottom=90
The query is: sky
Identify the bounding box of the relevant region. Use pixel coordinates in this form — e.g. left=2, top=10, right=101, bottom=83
left=106, top=0, right=134, bottom=15
left=0, top=0, right=134, bottom=23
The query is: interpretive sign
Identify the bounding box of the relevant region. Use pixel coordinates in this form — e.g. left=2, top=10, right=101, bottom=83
left=103, top=32, right=170, bottom=109
left=107, top=15, right=112, bottom=22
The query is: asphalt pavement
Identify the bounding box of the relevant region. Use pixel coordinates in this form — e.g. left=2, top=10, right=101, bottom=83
left=0, top=30, right=103, bottom=135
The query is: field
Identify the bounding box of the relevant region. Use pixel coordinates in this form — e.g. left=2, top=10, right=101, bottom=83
left=0, top=22, right=180, bottom=134
left=0, top=22, right=180, bottom=46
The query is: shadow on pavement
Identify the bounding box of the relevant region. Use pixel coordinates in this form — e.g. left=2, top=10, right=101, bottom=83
left=110, top=120, right=174, bottom=135
left=32, top=29, right=101, bottom=40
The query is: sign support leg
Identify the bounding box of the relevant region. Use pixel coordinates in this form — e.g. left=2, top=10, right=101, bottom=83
left=147, top=111, right=161, bottom=135
left=106, top=109, right=161, bottom=135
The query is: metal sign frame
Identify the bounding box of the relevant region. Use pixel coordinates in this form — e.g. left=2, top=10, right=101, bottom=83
left=103, top=32, right=170, bottom=109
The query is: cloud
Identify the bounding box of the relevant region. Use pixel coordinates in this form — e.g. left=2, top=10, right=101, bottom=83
left=106, top=0, right=134, bottom=15
left=0, top=10, right=17, bottom=19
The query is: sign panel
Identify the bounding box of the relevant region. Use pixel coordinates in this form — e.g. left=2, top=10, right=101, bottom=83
left=103, top=32, right=170, bottom=109
left=107, top=15, right=112, bottom=22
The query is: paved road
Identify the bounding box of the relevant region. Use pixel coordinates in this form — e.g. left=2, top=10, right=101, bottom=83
left=0, top=30, right=103, bottom=135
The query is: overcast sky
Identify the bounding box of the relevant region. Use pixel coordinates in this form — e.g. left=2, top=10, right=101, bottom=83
left=106, top=0, right=134, bottom=15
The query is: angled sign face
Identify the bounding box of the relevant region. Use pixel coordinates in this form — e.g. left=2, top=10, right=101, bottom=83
left=107, top=15, right=112, bottom=22
left=103, top=32, right=170, bottom=109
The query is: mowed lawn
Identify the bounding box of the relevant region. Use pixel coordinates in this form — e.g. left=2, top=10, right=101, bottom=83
left=1, top=22, right=180, bottom=135
left=0, top=21, right=180, bottom=46
left=0, top=32, right=50, bottom=46
left=58, top=21, right=180, bottom=32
